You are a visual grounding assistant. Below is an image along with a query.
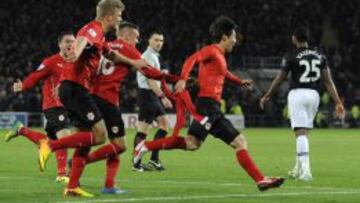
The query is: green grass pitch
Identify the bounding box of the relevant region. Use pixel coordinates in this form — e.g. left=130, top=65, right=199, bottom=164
left=0, top=128, right=359, bottom=203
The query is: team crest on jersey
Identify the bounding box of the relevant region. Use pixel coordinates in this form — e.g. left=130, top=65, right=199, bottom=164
left=87, top=112, right=95, bottom=121
left=87, top=28, right=97, bottom=38
left=112, top=126, right=119, bottom=134
left=37, top=64, right=45, bottom=71
left=58, top=114, right=65, bottom=121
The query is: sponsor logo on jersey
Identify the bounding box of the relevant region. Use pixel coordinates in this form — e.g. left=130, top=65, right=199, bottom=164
left=87, top=112, right=95, bottom=121
left=87, top=28, right=97, bottom=38
left=58, top=114, right=65, bottom=121
left=37, top=64, right=45, bottom=71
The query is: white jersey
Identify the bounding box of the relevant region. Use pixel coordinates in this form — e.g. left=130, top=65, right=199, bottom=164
left=137, top=47, right=161, bottom=89
left=287, top=88, right=320, bottom=129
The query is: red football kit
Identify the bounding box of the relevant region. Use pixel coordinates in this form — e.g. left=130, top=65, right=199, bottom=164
left=60, top=20, right=105, bottom=90
left=91, top=39, right=141, bottom=107
left=181, top=44, right=243, bottom=103
left=22, top=53, right=66, bottom=110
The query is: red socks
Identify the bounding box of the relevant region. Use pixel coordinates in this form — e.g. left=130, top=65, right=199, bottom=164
left=49, top=132, right=95, bottom=152
left=145, top=136, right=187, bottom=151
left=19, top=127, right=46, bottom=144
left=105, top=155, right=120, bottom=188
left=55, top=149, right=68, bottom=176
left=86, top=143, right=124, bottom=164
left=67, top=148, right=90, bottom=189
left=236, top=149, right=264, bottom=183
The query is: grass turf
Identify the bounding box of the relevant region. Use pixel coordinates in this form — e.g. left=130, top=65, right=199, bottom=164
left=0, top=128, right=359, bottom=203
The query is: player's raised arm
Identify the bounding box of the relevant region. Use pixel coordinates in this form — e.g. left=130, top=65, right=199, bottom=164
left=322, top=68, right=345, bottom=119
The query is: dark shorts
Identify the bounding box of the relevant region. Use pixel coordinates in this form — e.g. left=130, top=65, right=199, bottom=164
left=43, top=107, right=70, bottom=140
left=137, top=89, right=166, bottom=124
left=188, top=97, right=240, bottom=144
left=58, top=80, right=102, bottom=129
left=92, top=95, right=125, bottom=139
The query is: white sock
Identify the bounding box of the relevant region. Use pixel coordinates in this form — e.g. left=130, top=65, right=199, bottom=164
left=296, top=135, right=311, bottom=173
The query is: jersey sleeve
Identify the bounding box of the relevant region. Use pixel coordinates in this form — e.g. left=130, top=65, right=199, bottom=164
left=320, top=53, right=330, bottom=70
left=77, top=25, right=101, bottom=45
left=280, top=53, right=292, bottom=73
left=22, top=58, right=53, bottom=91
left=181, top=46, right=215, bottom=80
left=117, top=44, right=142, bottom=61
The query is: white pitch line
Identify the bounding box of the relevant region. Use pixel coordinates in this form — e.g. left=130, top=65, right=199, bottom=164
left=57, top=190, right=360, bottom=203
left=0, top=176, right=359, bottom=192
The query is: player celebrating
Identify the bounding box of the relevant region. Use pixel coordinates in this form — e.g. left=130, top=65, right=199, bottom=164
left=260, top=27, right=345, bottom=181
left=133, top=16, right=285, bottom=191
left=133, top=29, right=172, bottom=172
left=5, top=31, right=75, bottom=184
left=85, top=21, right=142, bottom=194
left=8, top=0, right=147, bottom=197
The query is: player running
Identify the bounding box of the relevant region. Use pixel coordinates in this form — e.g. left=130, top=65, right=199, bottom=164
left=7, top=0, right=148, bottom=197
left=260, top=27, right=345, bottom=181
left=84, top=21, right=143, bottom=194
left=133, top=28, right=172, bottom=172
left=133, top=16, right=285, bottom=191
left=5, top=31, right=75, bottom=184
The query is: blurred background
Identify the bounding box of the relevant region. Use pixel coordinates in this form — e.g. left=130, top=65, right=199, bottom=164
left=0, top=0, right=359, bottom=127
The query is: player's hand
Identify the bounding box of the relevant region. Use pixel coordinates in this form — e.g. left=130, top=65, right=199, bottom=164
left=259, top=96, right=270, bottom=110
left=241, top=79, right=254, bottom=90
left=335, top=102, right=346, bottom=120
left=132, top=59, right=148, bottom=70
left=175, top=79, right=186, bottom=93
left=13, top=79, right=23, bottom=92
left=161, top=97, right=173, bottom=109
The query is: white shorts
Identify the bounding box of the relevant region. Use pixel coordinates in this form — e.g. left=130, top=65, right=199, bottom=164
left=287, top=88, right=320, bottom=129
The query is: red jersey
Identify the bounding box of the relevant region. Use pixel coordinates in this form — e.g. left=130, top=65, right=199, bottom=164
left=181, top=45, right=243, bottom=103
left=22, top=53, right=66, bottom=110
left=91, top=39, right=142, bottom=107
left=61, top=20, right=105, bottom=90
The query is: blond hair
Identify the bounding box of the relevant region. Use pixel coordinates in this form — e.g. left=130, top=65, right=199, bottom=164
left=96, top=0, right=125, bottom=19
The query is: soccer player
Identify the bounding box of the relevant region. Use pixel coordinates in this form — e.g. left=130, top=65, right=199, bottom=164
left=85, top=21, right=142, bottom=194
left=5, top=31, right=75, bottom=184
left=133, top=16, right=285, bottom=191
left=260, top=27, right=345, bottom=181
left=133, top=29, right=172, bottom=172
left=8, top=0, right=147, bottom=197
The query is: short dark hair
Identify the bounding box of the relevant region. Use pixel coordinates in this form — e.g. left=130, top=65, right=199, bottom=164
left=57, top=31, right=74, bottom=43
left=293, top=27, right=310, bottom=42
left=209, top=16, right=237, bottom=42
left=118, top=21, right=139, bottom=31
left=148, top=28, right=164, bottom=39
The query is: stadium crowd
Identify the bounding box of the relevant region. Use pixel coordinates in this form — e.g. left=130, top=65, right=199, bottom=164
left=0, top=0, right=358, bottom=125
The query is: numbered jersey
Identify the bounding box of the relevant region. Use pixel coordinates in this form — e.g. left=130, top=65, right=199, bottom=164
left=281, top=47, right=329, bottom=91
left=91, top=39, right=142, bottom=107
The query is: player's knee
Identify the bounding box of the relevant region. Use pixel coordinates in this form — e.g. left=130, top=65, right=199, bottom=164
left=185, top=136, right=201, bottom=151
left=158, top=116, right=168, bottom=130
left=111, top=138, right=127, bottom=153
left=92, top=121, right=107, bottom=144
left=230, top=134, right=247, bottom=150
